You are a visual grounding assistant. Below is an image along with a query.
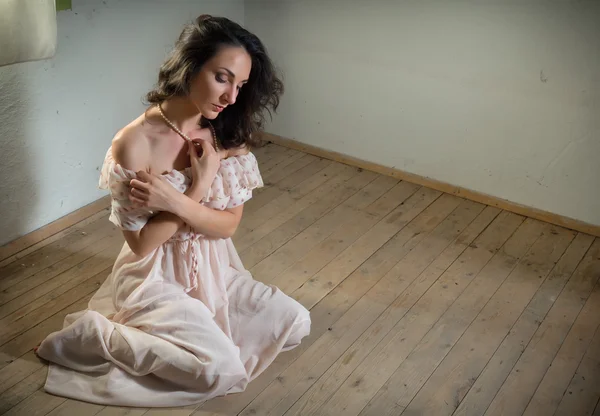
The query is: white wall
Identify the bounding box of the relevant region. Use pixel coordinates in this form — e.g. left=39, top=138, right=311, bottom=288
left=0, top=0, right=244, bottom=246
left=245, top=0, right=600, bottom=227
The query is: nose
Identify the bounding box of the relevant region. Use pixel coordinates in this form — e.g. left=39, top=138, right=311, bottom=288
left=223, top=85, right=237, bottom=105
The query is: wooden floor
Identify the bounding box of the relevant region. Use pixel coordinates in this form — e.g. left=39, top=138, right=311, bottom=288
left=1, top=143, right=599, bottom=416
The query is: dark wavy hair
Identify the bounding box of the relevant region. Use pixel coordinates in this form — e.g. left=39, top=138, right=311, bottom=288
left=145, top=15, right=283, bottom=149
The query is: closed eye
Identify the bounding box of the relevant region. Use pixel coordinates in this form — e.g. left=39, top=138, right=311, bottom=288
left=217, top=74, right=245, bottom=92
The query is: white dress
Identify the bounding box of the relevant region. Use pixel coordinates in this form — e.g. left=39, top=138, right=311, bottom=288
left=36, top=148, right=311, bottom=407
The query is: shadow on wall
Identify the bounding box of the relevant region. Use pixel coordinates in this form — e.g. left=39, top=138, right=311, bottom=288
left=0, top=65, right=38, bottom=246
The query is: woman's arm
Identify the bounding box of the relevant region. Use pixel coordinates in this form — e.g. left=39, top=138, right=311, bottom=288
left=171, top=192, right=245, bottom=239
left=172, top=142, right=247, bottom=237
left=112, top=134, right=194, bottom=257
left=124, top=191, right=214, bottom=257
left=129, top=150, right=245, bottom=240
left=130, top=176, right=244, bottom=247
left=121, top=136, right=248, bottom=255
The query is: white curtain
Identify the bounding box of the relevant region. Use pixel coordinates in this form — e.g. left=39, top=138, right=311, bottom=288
left=0, top=0, right=57, bottom=67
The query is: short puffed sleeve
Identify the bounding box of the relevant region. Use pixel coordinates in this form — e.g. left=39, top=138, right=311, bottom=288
left=98, top=148, right=154, bottom=231
left=202, top=152, right=264, bottom=210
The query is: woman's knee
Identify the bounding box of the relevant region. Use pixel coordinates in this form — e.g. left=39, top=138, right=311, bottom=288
left=204, top=345, right=248, bottom=392
left=212, top=345, right=246, bottom=376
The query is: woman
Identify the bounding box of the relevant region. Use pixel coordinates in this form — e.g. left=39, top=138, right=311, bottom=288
left=35, top=15, right=311, bottom=407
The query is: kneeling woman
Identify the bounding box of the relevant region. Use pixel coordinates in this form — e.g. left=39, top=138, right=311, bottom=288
left=36, top=15, right=311, bottom=407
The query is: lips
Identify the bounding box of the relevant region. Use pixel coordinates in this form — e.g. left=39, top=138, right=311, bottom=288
left=212, top=104, right=225, bottom=112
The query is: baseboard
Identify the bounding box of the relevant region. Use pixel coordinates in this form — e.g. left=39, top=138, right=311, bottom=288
left=260, top=132, right=600, bottom=238
left=0, top=195, right=111, bottom=264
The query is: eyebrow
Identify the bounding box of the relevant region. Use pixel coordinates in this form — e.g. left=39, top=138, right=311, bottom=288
left=219, top=67, right=248, bottom=83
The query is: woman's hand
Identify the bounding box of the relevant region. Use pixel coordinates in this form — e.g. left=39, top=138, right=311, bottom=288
left=129, top=171, right=180, bottom=213
left=187, top=139, right=221, bottom=199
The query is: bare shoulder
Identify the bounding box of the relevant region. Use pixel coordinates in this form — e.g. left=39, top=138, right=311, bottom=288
left=111, top=116, right=151, bottom=172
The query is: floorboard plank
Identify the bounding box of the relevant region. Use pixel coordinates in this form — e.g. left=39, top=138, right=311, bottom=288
left=291, top=187, right=443, bottom=311
left=0, top=295, right=94, bottom=393
left=250, top=176, right=401, bottom=285
left=0, top=265, right=112, bottom=346
left=235, top=163, right=356, bottom=251
left=455, top=235, right=598, bottom=416
left=2, top=388, right=65, bottom=416
left=0, top=365, right=46, bottom=414
left=523, top=256, right=600, bottom=416
left=239, top=168, right=377, bottom=268
left=0, top=233, right=122, bottom=320
left=554, top=321, right=600, bottom=416
left=0, top=215, right=112, bottom=290
left=238, top=158, right=332, bottom=220
left=265, top=180, right=419, bottom=293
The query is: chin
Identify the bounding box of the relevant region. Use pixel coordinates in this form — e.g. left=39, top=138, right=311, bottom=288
left=203, top=109, right=219, bottom=119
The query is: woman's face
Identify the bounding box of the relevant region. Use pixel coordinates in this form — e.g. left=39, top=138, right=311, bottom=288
left=189, top=46, right=252, bottom=119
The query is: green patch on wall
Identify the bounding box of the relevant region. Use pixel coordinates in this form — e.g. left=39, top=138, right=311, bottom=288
left=56, top=0, right=72, bottom=11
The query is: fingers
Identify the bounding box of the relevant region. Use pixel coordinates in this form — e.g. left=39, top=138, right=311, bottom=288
left=200, top=140, right=217, bottom=159
left=129, top=178, right=150, bottom=191
left=129, top=186, right=150, bottom=207
left=128, top=193, right=147, bottom=206
left=128, top=180, right=149, bottom=207
left=188, top=140, right=198, bottom=158
left=191, top=138, right=215, bottom=155
left=130, top=187, right=148, bottom=199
